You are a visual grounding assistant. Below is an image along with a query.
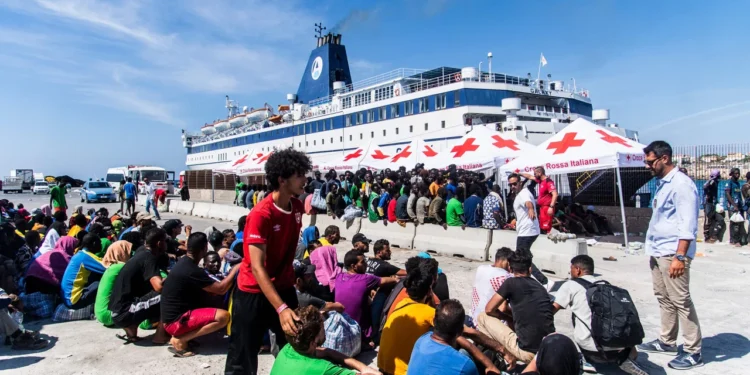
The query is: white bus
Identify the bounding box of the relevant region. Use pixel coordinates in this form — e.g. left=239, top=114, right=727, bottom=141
left=106, top=166, right=175, bottom=194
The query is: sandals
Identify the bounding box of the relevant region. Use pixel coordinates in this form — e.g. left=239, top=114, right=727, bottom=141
left=12, top=336, right=49, bottom=350
left=115, top=333, right=143, bottom=345
left=168, top=346, right=197, bottom=358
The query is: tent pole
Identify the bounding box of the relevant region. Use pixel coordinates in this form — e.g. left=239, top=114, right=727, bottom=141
left=615, top=163, right=629, bottom=249
left=211, top=173, right=215, bottom=203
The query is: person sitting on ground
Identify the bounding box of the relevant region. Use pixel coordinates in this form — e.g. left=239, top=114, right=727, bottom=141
left=310, top=245, right=342, bottom=301
left=520, top=334, right=582, bottom=375
left=387, top=187, right=399, bottom=223
left=294, top=261, right=345, bottom=313
left=67, top=213, right=88, bottom=239
left=37, top=221, right=66, bottom=256
left=429, top=187, right=448, bottom=229
left=335, top=250, right=399, bottom=348
left=446, top=186, right=467, bottom=228
left=482, top=185, right=505, bottom=230
left=318, top=225, right=340, bottom=246
left=397, top=185, right=411, bottom=221
left=229, top=215, right=247, bottom=256
left=163, top=219, right=188, bottom=256
left=480, top=251, right=555, bottom=367
left=30, top=213, right=46, bottom=233
left=94, top=240, right=134, bottom=326
left=16, top=204, right=30, bottom=219
left=15, top=230, right=41, bottom=277
left=24, top=237, right=78, bottom=295
left=161, top=232, right=239, bottom=357
left=351, top=233, right=372, bottom=254
left=296, top=226, right=319, bottom=261
left=61, top=233, right=106, bottom=309
left=469, top=247, right=512, bottom=327
left=269, top=305, right=381, bottom=375
left=415, top=185, right=431, bottom=225
left=407, top=299, right=479, bottom=375
left=366, top=239, right=406, bottom=278
left=204, top=251, right=225, bottom=282
left=109, top=227, right=170, bottom=344
left=219, top=229, right=236, bottom=259
left=552, top=255, right=648, bottom=375
left=1, top=288, right=48, bottom=350
left=379, top=258, right=502, bottom=375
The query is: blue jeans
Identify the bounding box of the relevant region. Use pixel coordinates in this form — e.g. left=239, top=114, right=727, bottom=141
left=146, top=199, right=160, bottom=219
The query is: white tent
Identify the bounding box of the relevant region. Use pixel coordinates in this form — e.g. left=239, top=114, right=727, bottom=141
left=316, top=141, right=375, bottom=173
left=423, top=126, right=534, bottom=172
left=359, top=138, right=435, bottom=170
left=500, top=118, right=648, bottom=247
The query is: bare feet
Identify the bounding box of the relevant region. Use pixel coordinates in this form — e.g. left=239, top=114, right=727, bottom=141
left=170, top=337, right=187, bottom=351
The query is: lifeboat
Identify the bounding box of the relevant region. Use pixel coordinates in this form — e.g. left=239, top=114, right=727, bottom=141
left=229, top=114, right=246, bottom=128
left=214, top=119, right=230, bottom=131
left=201, top=124, right=216, bottom=134
left=246, top=108, right=273, bottom=123
left=268, top=114, right=283, bottom=124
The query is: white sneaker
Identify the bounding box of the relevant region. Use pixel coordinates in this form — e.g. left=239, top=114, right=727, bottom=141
left=582, top=359, right=597, bottom=373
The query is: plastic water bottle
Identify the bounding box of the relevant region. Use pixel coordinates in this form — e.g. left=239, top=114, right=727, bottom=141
left=635, top=195, right=641, bottom=208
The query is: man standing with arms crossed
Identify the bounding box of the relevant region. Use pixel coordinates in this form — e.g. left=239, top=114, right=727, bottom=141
left=225, top=148, right=312, bottom=375
left=520, top=167, right=558, bottom=234
left=637, top=140, right=703, bottom=370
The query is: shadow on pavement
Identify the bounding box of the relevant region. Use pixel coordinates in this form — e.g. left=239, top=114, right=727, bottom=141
left=701, top=332, right=750, bottom=364
left=0, top=355, right=44, bottom=370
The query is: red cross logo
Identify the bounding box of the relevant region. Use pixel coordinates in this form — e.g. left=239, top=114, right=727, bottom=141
left=391, top=146, right=412, bottom=163
left=596, top=130, right=631, bottom=148
left=232, top=154, right=248, bottom=166
left=343, top=149, right=363, bottom=161
left=451, top=138, right=479, bottom=157
left=256, top=152, right=272, bottom=164
left=251, top=153, right=263, bottom=161
left=422, top=145, right=437, bottom=157
left=547, top=132, right=585, bottom=155
left=491, top=135, right=520, bottom=151
left=371, top=150, right=390, bottom=160
left=626, top=154, right=631, bottom=161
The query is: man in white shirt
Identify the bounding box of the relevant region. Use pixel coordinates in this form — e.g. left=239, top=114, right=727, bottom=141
left=509, top=173, right=540, bottom=252
left=469, top=247, right=512, bottom=325
left=553, top=255, right=648, bottom=375
left=508, top=173, right=547, bottom=285
left=143, top=178, right=161, bottom=220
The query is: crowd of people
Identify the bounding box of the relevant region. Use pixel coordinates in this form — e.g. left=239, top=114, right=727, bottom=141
left=703, top=167, right=750, bottom=246
left=0, top=140, right=706, bottom=374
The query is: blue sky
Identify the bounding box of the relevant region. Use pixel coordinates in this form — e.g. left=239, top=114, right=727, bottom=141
left=1, top=0, right=748, bottom=178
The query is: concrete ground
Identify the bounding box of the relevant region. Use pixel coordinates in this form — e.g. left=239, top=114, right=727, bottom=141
left=2, top=192, right=749, bottom=374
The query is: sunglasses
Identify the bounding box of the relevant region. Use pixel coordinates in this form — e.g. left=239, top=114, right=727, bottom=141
left=644, top=157, right=662, bottom=167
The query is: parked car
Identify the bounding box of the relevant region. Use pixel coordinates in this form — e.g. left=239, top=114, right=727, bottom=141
left=32, top=181, right=50, bottom=194
left=80, top=181, right=117, bottom=203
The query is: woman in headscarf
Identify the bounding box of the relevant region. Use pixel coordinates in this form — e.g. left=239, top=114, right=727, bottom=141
left=295, top=226, right=319, bottom=261
left=310, top=245, right=342, bottom=293
left=40, top=204, right=52, bottom=217
left=37, top=221, right=66, bottom=256
left=94, top=240, right=133, bottom=326
left=522, top=334, right=583, bottom=375
left=24, top=237, right=78, bottom=294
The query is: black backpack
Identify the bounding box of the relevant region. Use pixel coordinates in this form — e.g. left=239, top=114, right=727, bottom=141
left=572, top=278, right=644, bottom=350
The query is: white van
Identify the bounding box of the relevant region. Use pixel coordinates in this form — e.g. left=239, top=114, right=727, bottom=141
left=106, top=167, right=128, bottom=193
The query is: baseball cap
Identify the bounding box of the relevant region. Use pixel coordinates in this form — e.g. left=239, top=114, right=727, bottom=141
left=352, top=233, right=372, bottom=245
left=136, top=212, right=154, bottom=222
left=163, top=219, right=183, bottom=232
left=293, top=260, right=316, bottom=279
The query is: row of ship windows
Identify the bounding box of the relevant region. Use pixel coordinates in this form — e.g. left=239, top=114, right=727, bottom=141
left=189, top=120, right=447, bottom=163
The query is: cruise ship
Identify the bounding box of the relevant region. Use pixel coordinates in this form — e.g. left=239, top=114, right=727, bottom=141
left=182, top=28, right=639, bottom=171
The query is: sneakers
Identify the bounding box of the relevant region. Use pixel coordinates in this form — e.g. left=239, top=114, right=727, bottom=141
left=620, top=358, right=650, bottom=375
left=668, top=352, right=704, bottom=370
left=637, top=339, right=679, bottom=356
left=582, top=359, right=596, bottom=373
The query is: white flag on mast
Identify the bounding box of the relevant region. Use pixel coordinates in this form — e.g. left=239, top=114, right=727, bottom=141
left=540, top=53, right=548, bottom=66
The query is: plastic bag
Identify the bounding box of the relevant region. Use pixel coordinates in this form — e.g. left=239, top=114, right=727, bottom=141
left=730, top=212, right=745, bottom=223
left=341, top=205, right=362, bottom=223
left=311, top=189, right=327, bottom=211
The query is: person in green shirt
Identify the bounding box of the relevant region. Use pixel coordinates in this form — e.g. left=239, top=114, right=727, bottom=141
left=446, top=186, right=466, bottom=227
left=270, top=305, right=379, bottom=375
left=233, top=178, right=246, bottom=206
left=349, top=176, right=361, bottom=208
left=49, top=180, right=68, bottom=214
left=367, top=185, right=381, bottom=223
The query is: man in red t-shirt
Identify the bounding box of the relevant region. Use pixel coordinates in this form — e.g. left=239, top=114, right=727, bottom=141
left=522, top=167, right=558, bottom=233
left=225, top=149, right=312, bottom=375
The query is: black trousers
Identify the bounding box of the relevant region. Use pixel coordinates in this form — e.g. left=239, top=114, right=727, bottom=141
left=703, top=202, right=716, bottom=239
left=515, top=235, right=549, bottom=285
left=224, top=288, right=298, bottom=375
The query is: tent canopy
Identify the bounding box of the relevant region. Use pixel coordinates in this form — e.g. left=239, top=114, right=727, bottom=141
left=500, top=119, right=647, bottom=175
left=359, top=138, right=436, bottom=171
left=424, top=126, right=533, bottom=172
left=316, top=140, right=374, bottom=173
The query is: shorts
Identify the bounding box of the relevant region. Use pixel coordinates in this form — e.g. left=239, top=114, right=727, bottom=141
left=54, top=206, right=66, bottom=213
left=164, top=308, right=218, bottom=337
left=112, top=290, right=161, bottom=328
